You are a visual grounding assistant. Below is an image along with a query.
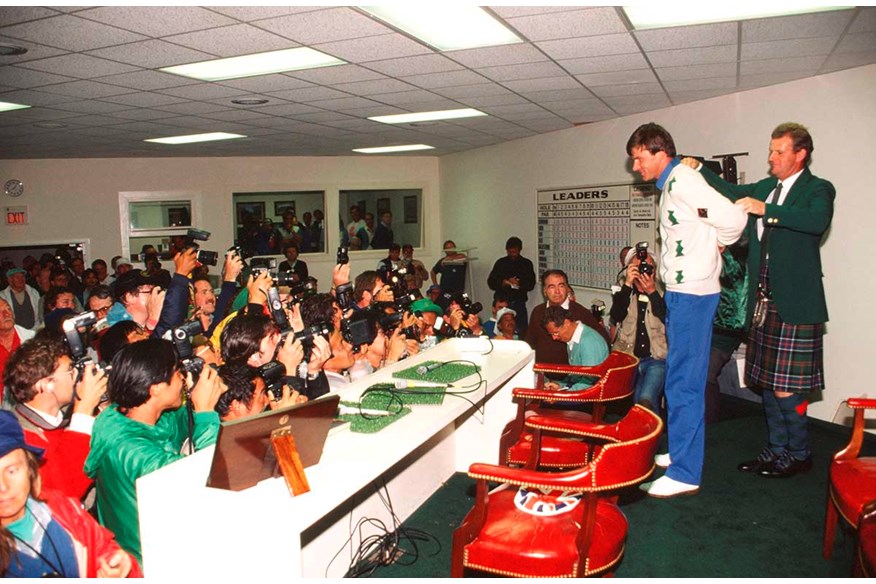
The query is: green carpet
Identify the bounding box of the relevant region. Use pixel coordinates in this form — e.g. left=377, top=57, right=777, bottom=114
left=371, top=396, right=871, bottom=577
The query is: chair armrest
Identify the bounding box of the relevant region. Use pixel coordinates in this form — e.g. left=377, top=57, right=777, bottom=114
left=533, top=362, right=605, bottom=377
left=468, top=462, right=593, bottom=492
left=848, top=398, right=876, bottom=410
left=513, top=381, right=606, bottom=402
left=525, top=415, right=617, bottom=441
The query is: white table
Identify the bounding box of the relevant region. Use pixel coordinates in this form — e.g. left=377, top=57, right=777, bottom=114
left=137, top=338, right=534, bottom=578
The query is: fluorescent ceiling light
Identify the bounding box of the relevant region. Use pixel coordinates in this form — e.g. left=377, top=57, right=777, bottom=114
left=144, top=132, right=247, bottom=145
left=360, top=5, right=521, bottom=51
left=353, top=144, right=435, bottom=154
left=369, top=108, right=486, bottom=125
left=0, top=101, right=31, bottom=113
left=160, top=47, right=344, bottom=82
left=623, top=4, right=852, bottom=29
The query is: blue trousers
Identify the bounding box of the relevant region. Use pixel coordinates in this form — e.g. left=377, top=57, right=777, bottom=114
left=664, top=291, right=719, bottom=485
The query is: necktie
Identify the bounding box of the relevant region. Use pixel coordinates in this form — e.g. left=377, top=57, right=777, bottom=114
left=758, top=181, right=783, bottom=241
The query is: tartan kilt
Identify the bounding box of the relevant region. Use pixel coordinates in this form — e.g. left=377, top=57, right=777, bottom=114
left=745, top=300, right=825, bottom=393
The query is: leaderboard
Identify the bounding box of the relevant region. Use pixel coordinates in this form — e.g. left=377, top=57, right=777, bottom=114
left=537, top=183, right=658, bottom=291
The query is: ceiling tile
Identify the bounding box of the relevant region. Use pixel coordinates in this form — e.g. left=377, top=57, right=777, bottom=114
left=204, top=7, right=325, bottom=22
left=0, top=14, right=148, bottom=52
left=662, top=77, right=737, bottom=91
left=331, top=78, right=419, bottom=96
left=605, top=94, right=672, bottom=114
left=740, top=55, right=826, bottom=75
left=289, top=64, right=383, bottom=85
left=576, top=69, right=658, bottom=87
left=45, top=100, right=134, bottom=114
left=431, top=83, right=513, bottom=99
left=502, top=76, right=582, bottom=93
left=477, top=61, right=567, bottom=82
left=0, top=88, right=73, bottom=106
left=741, top=37, right=838, bottom=60
left=848, top=7, right=876, bottom=33
left=536, top=33, right=640, bottom=60
left=590, top=82, right=665, bottom=97
left=742, top=10, right=854, bottom=43
left=266, top=86, right=350, bottom=102
left=0, top=7, right=62, bottom=26
left=86, top=39, right=215, bottom=69
left=101, top=92, right=188, bottom=108
left=78, top=6, right=237, bottom=37
left=634, top=22, right=737, bottom=51
left=0, top=66, right=78, bottom=88
left=835, top=32, right=876, bottom=54
left=315, top=34, right=433, bottom=64
left=96, top=70, right=202, bottom=91
left=647, top=45, right=737, bottom=68
left=506, top=7, right=627, bottom=41
left=369, top=89, right=448, bottom=105
left=0, top=35, right=69, bottom=65
left=739, top=70, right=813, bottom=88
left=16, top=53, right=141, bottom=78
left=247, top=102, right=323, bottom=117
left=820, top=50, right=876, bottom=72
left=517, top=87, right=597, bottom=103
left=255, top=7, right=391, bottom=45
left=37, top=79, right=137, bottom=99
left=455, top=93, right=530, bottom=108
left=106, top=109, right=182, bottom=121
left=557, top=53, right=649, bottom=75
left=481, top=102, right=547, bottom=116
left=445, top=43, right=547, bottom=68
left=489, top=7, right=580, bottom=19
left=164, top=24, right=297, bottom=57
left=333, top=105, right=407, bottom=118
left=656, top=62, right=738, bottom=81
left=158, top=84, right=248, bottom=100
left=363, top=54, right=464, bottom=77
left=542, top=98, right=613, bottom=115
left=217, top=74, right=313, bottom=93
left=401, top=69, right=487, bottom=89
left=304, top=96, right=386, bottom=111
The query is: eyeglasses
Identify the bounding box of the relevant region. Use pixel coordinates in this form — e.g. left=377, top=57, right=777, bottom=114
left=54, top=367, right=76, bottom=381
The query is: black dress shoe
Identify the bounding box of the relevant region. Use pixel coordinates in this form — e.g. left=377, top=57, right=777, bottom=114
left=737, top=448, right=776, bottom=473
left=759, top=453, right=813, bottom=478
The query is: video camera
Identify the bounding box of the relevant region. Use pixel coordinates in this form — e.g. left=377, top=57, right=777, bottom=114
left=61, top=311, right=112, bottom=404
left=267, top=287, right=330, bottom=360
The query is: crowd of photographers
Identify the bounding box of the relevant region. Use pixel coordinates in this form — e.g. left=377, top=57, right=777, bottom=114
left=0, top=228, right=541, bottom=574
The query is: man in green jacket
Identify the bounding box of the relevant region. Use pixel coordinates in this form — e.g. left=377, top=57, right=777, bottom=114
left=687, top=122, right=835, bottom=478
left=84, top=338, right=226, bottom=563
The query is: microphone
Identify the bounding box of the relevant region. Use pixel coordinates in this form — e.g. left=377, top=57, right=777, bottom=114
left=416, top=362, right=444, bottom=376
left=393, top=379, right=446, bottom=389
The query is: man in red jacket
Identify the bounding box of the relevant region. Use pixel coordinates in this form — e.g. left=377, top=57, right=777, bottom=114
left=3, top=336, right=107, bottom=500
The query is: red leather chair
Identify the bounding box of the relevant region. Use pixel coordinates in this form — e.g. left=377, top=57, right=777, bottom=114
left=824, top=398, right=876, bottom=559
left=855, top=500, right=876, bottom=577
left=452, top=405, right=662, bottom=578
left=498, top=351, right=638, bottom=469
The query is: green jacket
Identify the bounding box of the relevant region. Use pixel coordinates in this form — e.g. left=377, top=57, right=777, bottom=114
left=699, top=165, right=835, bottom=325
left=84, top=405, right=219, bottom=563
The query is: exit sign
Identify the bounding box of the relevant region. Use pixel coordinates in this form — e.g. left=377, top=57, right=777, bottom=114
left=5, top=206, right=28, bottom=225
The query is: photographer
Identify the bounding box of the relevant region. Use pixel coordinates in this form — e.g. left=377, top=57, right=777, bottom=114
left=192, top=250, right=243, bottom=338
left=220, top=312, right=331, bottom=400
left=85, top=338, right=226, bottom=563
left=609, top=245, right=667, bottom=415
left=3, top=336, right=107, bottom=500
left=215, top=363, right=306, bottom=422
left=445, top=292, right=484, bottom=337
left=352, top=270, right=394, bottom=311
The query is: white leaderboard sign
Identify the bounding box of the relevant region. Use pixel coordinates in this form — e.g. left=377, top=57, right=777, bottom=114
left=537, top=183, right=658, bottom=291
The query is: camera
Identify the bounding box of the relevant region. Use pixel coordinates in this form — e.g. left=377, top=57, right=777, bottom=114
left=341, top=312, right=377, bottom=353
left=183, top=228, right=218, bottom=267
left=167, top=320, right=206, bottom=381
left=283, top=277, right=318, bottom=305
left=335, top=282, right=354, bottom=311
left=257, top=361, right=286, bottom=402
left=293, top=323, right=332, bottom=360
left=61, top=311, right=98, bottom=369
left=250, top=257, right=277, bottom=276
left=635, top=242, right=653, bottom=276
left=337, top=246, right=349, bottom=265
left=449, top=292, right=483, bottom=318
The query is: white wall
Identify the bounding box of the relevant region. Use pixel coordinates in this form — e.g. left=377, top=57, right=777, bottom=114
left=0, top=155, right=441, bottom=287
left=440, top=63, right=876, bottom=423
